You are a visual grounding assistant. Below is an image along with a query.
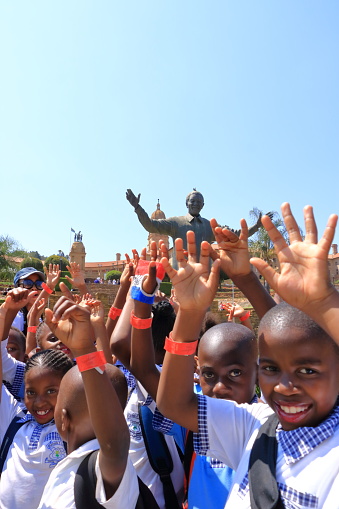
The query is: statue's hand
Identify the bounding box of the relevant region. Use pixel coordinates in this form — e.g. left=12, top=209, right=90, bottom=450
left=126, top=189, right=140, bottom=209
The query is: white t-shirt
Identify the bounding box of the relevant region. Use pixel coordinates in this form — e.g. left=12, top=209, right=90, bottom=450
left=38, top=439, right=139, bottom=509
left=125, top=378, right=184, bottom=509
left=0, top=386, right=66, bottom=509
left=195, top=396, right=339, bottom=509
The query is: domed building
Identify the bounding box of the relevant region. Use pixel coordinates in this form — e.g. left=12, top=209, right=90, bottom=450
left=147, top=200, right=169, bottom=258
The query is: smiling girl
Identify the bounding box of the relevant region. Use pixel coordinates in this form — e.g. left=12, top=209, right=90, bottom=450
left=0, top=289, right=73, bottom=509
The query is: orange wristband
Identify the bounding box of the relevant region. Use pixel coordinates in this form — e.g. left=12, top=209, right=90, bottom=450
left=240, top=311, right=251, bottom=322
left=41, top=282, right=53, bottom=294
left=164, top=334, right=198, bottom=356
left=108, top=306, right=122, bottom=320
left=130, top=311, right=153, bottom=329
left=27, top=326, right=37, bottom=333
left=76, top=350, right=106, bottom=374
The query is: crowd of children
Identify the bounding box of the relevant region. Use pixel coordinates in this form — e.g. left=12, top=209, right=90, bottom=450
left=0, top=202, right=339, bottom=508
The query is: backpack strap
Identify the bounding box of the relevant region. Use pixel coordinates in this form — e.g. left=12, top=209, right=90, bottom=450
left=139, top=404, right=181, bottom=509
left=0, top=415, right=26, bottom=475
left=248, top=414, right=285, bottom=509
left=182, top=429, right=196, bottom=509
left=74, top=449, right=160, bottom=509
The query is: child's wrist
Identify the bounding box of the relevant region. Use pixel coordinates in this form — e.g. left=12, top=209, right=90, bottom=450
left=239, top=311, right=251, bottom=322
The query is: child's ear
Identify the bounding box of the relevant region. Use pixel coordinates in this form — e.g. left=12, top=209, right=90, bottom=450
left=194, top=355, right=200, bottom=374
left=60, top=408, right=71, bottom=433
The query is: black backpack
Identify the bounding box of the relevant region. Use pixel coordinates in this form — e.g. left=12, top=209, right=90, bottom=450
left=248, top=414, right=285, bottom=509
left=74, top=449, right=160, bottom=509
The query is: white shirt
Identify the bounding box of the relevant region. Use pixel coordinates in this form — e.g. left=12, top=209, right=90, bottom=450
left=38, top=439, right=139, bottom=509
left=195, top=396, right=339, bottom=509
left=0, top=386, right=66, bottom=509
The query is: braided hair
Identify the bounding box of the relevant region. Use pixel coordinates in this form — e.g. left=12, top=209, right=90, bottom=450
left=25, top=349, right=73, bottom=378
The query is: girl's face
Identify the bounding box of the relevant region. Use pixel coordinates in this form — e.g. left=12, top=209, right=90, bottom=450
left=24, top=367, right=63, bottom=425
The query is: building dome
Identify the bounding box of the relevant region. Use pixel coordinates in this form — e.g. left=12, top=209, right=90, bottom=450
left=151, top=200, right=166, bottom=220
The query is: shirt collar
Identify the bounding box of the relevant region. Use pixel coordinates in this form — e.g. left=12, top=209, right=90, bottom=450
left=185, top=213, right=203, bottom=223
left=276, top=403, right=339, bottom=464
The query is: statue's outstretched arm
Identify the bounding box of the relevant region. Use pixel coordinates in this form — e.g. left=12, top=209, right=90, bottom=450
left=126, top=189, right=140, bottom=209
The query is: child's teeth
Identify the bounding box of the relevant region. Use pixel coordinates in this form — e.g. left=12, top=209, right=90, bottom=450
left=37, top=410, right=49, bottom=415
left=280, top=405, right=307, bottom=414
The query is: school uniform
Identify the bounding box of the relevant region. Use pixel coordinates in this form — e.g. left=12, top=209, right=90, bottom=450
left=0, top=386, right=67, bottom=509
left=153, top=390, right=258, bottom=509
left=122, top=365, right=184, bottom=509
left=38, top=438, right=139, bottom=509
left=194, top=395, right=339, bottom=509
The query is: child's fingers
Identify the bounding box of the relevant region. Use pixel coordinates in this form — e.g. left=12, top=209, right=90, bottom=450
left=319, top=213, right=338, bottom=253
left=261, top=215, right=288, bottom=254
left=142, top=262, right=157, bottom=294
left=250, top=258, right=279, bottom=289
left=281, top=202, right=303, bottom=244
left=44, top=308, right=56, bottom=331
left=161, top=257, right=177, bottom=281
left=174, top=237, right=186, bottom=266
left=60, top=282, right=74, bottom=300
left=200, top=241, right=210, bottom=271
left=207, top=259, right=220, bottom=294
left=140, top=247, right=147, bottom=260
left=150, top=241, right=157, bottom=261
left=303, top=205, right=317, bottom=244
left=186, top=231, right=197, bottom=263
left=238, top=218, right=249, bottom=241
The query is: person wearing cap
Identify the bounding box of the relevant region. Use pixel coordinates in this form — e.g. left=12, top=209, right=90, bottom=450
left=12, top=267, right=46, bottom=335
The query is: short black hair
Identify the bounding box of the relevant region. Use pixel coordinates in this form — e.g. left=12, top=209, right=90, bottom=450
left=151, top=300, right=176, bottom=353
left=259, top=303, right=339, bottom=355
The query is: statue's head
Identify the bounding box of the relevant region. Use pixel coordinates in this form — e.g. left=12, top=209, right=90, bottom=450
left=186, top=190, right=204, bottom=217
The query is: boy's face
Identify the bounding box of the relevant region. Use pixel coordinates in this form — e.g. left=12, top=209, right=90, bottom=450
left=259, top=326, right=339, bottom=431
left=197, top=339, right=257, bottom=404
left=38, top=324, right=73, bottom=361
left=7, top=330, right=26, bottom=362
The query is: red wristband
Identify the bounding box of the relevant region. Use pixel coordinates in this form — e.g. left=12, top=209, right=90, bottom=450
left=164, top=333, right=198, bottom=356
left=240, top=311, right=251, bottom=322
left=76, top=350, right=106, bottom=374
left=27, top=326, right=37, bottom=333
left=108, top=306, right=122, bottom=320
left=41, top=282, right=53, bottom=294
left=130, top=311, right=153, bottom=329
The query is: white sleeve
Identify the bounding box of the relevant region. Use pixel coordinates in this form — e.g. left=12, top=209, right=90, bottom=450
left=194, top=396, right=273, bottom=470
left=95, top=457, right=139, bottom=508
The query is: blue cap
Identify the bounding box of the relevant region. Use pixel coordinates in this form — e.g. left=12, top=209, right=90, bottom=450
left=14, top=267, right=45, bottom=286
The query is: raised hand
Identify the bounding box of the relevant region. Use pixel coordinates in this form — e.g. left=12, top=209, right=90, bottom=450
left=44, top=264, right=61, bottom=291
left=65, top=262, right=86, bottom=289
left=161, top=230, right=220, bottom=312
left=2, top=288, right=37, bottom=313
left=210, top=218, right=251, bottom=278
left=250, top=203, right=338, bottom=311
left=45, top=296, right=92, bottom=353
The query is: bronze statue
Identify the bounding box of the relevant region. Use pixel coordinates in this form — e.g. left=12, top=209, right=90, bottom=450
left=126, top=188, right=266, bottom=267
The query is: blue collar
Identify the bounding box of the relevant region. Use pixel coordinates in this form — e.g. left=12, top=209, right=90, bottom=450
left=18, top=413, right=56, bottom=450
left=276, top=403, right=339, bottom=464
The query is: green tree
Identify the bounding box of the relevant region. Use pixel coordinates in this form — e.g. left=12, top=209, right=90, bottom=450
left=106, top=270, right=122, bottom=281
left=0, top=235, right=23, bottom=281
left=44, top=255, right=69, bottom=271
left=248, top=208, right=289, bottom=290
left=20, top=257, right=44, bottom=272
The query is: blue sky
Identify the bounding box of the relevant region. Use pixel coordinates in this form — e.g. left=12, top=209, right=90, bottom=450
left=1, top=1, right=338, bottom=262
